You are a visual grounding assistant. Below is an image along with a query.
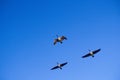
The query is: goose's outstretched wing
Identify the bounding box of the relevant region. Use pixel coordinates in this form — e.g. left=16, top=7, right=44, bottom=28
left=53, top=39, right=58, bottom=45
left=61, top=36, right=67, bottom=40
left=60, top=62, right=68, bottom=67
left=51, top=66, right=59, bottom=70
left=82, top=53, right=91, bottom=58
left=93, top=49, right=101, bottom=54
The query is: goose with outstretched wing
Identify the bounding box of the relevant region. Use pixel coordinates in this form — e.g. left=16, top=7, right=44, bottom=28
left=82, top=49, right=101, bottom=58
left=51, top=62, right=68, bottom=70
left=53, top=35, right=67, bottom=45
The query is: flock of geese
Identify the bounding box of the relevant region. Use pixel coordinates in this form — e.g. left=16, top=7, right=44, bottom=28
left=51, top=35, right=101, bottom=70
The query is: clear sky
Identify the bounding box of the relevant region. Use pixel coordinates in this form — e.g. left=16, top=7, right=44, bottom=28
left=0, top=0, right=120, bottom=80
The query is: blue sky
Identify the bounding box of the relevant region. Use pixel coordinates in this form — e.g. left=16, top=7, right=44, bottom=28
left=0, top=0, right=120, bottom=80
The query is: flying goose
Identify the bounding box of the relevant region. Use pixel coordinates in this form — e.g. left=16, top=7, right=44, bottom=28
left=82, top=49, right=101, bottom=58
left=54, top=35, right=67, bottom=45
left=51, top=62, right=68, bottom=70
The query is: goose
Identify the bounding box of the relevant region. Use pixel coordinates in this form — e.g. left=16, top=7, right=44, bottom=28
left=51, top=62, right=68, bottom=70
left=82, top=48, right=101, bottom=58
left=54, top=35, right=67, bottom=45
